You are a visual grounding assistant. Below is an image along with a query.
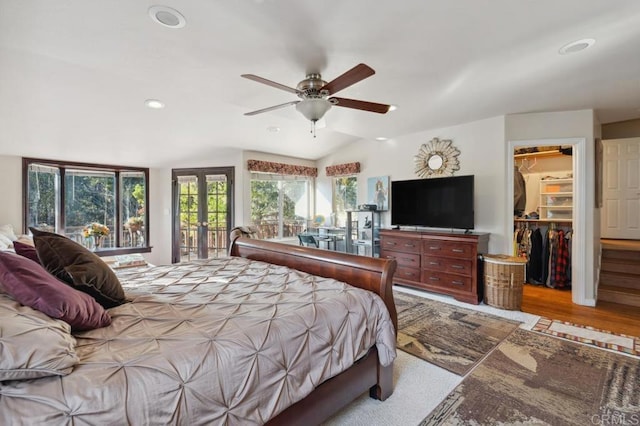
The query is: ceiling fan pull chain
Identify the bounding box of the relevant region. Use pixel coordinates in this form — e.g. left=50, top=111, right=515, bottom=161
left=311, top=120, right=317, bottom=138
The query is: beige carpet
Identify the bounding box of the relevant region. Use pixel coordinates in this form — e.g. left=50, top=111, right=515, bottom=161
left=421, top=328, right=640, bottom=425
left=395, top=291, right=521, bottom=375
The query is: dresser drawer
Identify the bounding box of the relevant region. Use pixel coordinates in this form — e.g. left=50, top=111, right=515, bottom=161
left=395, top=265, right=421, bottom=282
left=381, top=249, right=421, bottom=268
left=421, top=270, right=472, bottom=292
left=422, top=256, right=473, bottom=276
left=381, top=237, right=421, bottom=254
left=422, top=241, right=476, bottom=259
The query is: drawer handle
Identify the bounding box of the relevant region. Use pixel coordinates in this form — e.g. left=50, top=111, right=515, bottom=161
left=404, top=257, right=416, bottom=263
left=429, top=277, right=440, bottom=281
left=404, top=243, right=415, bottom=248
left=429, top=261, right=440, bottom=266
left=385, top=255, right=396, bottom=259
left=386, top=242, right=397, bottom=246
left=428, top=246, right=441, bottom=250
left=451, top=248, right=464, bottom=253
left=404, top=272, right=416, bottom=277
left=452, top=280, right=464, bottom=286
left=451, top=265, right=464, bottom=269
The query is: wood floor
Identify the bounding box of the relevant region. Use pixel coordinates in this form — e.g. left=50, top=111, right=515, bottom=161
left=522, top=284, right=640, bottom=337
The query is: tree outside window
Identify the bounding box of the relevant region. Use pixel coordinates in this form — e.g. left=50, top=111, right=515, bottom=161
left=250, top=175, right=309, bottom=239
left=333, top=176, right=358, bottom=227
left=24, top=159, right=149, bottom=253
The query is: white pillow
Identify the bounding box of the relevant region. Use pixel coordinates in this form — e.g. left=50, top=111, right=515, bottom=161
left=0, top=294, right=79, bottom=381
left=0, top=233, right=12, bottom=249
left=0, top=224, right=18, bottom=242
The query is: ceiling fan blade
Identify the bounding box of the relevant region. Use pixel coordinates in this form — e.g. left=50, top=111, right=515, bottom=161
left=241, top=74, right=301, bottom=95
left=320, top=63, right=375, bottom=95
left=244, top=100, right=300, bottom=116
left=329, top=97, right=391, bottom=114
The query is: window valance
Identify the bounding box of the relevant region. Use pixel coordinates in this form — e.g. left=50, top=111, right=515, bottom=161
left=325, top=162, right=361, bottom=177
left=247, top=160, right=318, bottom=177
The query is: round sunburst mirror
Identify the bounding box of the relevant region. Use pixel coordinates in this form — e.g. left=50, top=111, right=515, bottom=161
left=414, top=137, right=461, bottom=178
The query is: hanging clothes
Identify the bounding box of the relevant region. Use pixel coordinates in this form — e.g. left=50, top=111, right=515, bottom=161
left=553, top=229, right=571, bottom=288
left=514, top=166, right=526, bottom=216
left=528, top=227, right=544, bottom=284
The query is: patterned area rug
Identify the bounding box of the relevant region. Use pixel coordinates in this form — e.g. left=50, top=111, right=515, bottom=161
left=394, top=291, right=521, bottom=375
left=533, top=317, right=640, bottom=356
left=421, top=329, right=640, bottom=425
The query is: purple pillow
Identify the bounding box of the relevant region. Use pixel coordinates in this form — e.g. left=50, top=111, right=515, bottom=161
left=0, top=251, right=111, bottom=331
left=13, top=240, right=41, bottom=264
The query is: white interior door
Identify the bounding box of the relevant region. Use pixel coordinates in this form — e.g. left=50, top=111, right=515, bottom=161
left=602, top=138, right=640, bottom=239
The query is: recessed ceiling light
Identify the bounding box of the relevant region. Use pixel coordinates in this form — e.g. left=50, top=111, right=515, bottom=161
left=267, top=126, right=280, bottom=133
left=558, top=38, right=595, bottom=55
left=388, top=105, right=398, bottom=112
left=148, top=6, right=186, bottom=29
left=375, top=137, right=388, bottom=141
left=145, top=99, right=165, bottom=109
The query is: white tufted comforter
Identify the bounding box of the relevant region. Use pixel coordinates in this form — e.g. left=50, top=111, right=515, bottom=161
left=0, top=257, right=396, bottom=425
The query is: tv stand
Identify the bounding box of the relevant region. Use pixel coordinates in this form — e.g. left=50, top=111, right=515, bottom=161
left=380, top=229, right=489, bottom=304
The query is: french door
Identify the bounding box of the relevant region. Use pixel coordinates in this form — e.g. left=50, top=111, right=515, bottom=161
left=171, top=167, right=234, bottom=263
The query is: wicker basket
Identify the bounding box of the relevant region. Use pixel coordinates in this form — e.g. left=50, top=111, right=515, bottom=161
left=483, top=254, right=527, bottom=310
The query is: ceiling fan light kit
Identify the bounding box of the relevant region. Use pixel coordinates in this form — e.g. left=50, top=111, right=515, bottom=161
left=241, top=63, right=391, bottom=136
left=295, top=99, right=332, bottom=122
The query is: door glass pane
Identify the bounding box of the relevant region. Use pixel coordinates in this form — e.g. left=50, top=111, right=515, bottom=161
left=65, top=169, right=116, bottom=249
left=178, top=175, right=199, bottom=262
left=206, top=174, right=227, bottom=259
left=121, top=171, right=146, bottom=248
left=27, top=164, right=60, bottom=233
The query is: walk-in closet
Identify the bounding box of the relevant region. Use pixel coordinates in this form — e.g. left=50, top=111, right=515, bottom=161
left=513, top=145, right=574, bottom=296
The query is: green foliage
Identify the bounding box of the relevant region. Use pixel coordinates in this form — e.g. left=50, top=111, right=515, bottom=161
left=27, top=168, right=57, bottom=229
left=334, top=176, right=358, bottom=212
left=64, top=174, right=115, bottom=227
left=250, top=180, right=298, bottom=223
left=177, top=180, right=228, bottom=229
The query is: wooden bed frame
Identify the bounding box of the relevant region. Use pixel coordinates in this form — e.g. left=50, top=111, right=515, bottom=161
left=229, top=236, right=398, bottom=425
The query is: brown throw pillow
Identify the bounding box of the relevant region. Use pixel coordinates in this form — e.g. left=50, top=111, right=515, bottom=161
left=30, top=228, right=127, bottom=308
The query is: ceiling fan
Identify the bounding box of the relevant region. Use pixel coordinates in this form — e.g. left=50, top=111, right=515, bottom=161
left=241, top=63, right=391, bottom=135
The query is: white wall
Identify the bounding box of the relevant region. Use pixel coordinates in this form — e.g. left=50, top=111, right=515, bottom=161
left=317, top=116, right=508, bottom=253
left=0, top=155, right=22, bottom=232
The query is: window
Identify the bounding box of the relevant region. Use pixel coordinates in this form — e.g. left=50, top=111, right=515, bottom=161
left=24, top=158, right=149, bottom=254
left=333, top=176, right=358, bottom=227
left=250, top=173, right=311, bottom=240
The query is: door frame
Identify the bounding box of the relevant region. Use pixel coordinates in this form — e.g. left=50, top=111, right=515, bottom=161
left=171, top=166, right=234, bottom=263
left=505, top=137, right=590, bottom=306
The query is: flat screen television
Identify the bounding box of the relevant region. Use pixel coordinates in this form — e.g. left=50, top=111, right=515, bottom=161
left=391, top=175, right=474, bottom=230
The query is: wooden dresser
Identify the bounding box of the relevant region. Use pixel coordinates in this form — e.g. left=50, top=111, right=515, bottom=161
left=380, top=229, right=489, bottom=304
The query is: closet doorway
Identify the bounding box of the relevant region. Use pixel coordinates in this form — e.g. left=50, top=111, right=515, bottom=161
left=506, top=138, right=588, bottom=305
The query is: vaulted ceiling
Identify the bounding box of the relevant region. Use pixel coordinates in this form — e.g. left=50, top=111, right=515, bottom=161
left=1, top=1, right=639, bottom=167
